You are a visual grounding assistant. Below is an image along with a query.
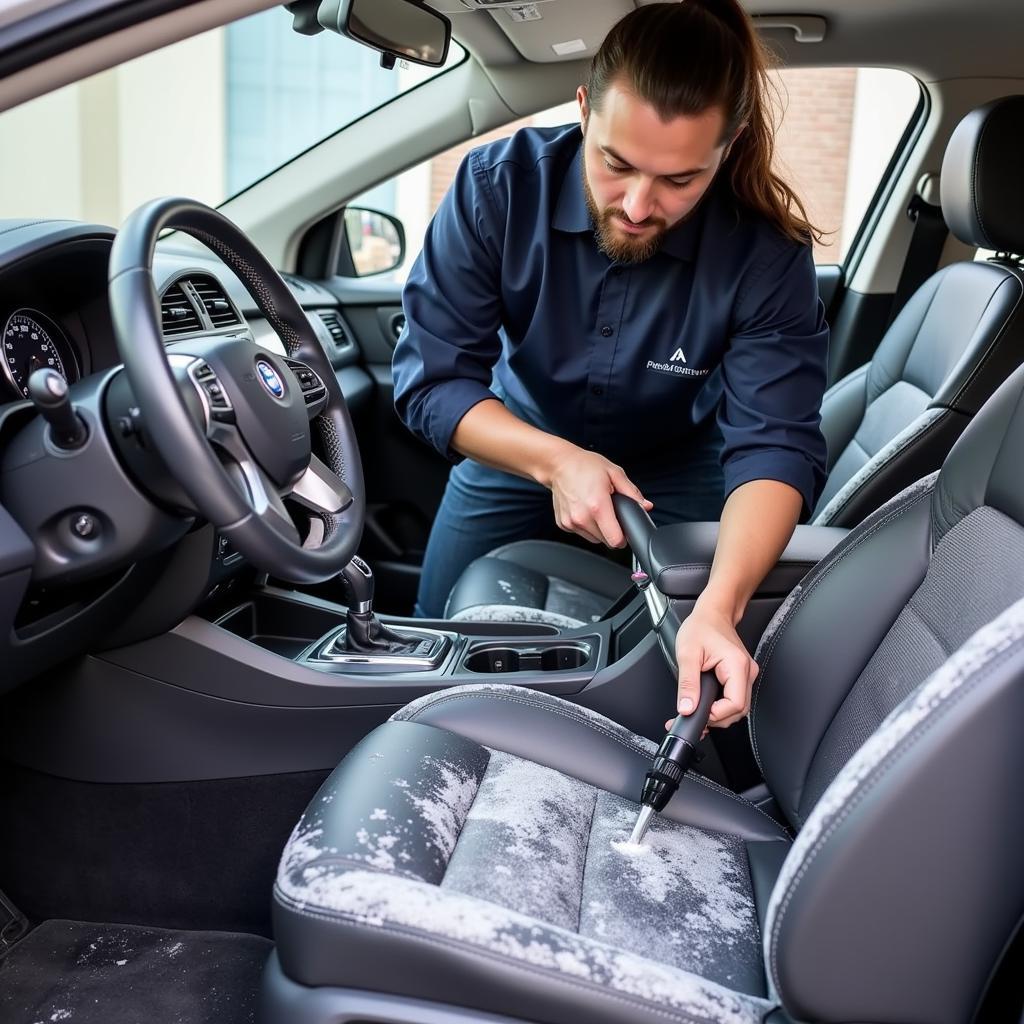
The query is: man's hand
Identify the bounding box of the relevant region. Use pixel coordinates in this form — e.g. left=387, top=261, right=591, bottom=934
left=547, top=446, right=653, bottom=547
left=668, top=601, right=759, bottom=730
left=450, top=401, right=652, bottom=547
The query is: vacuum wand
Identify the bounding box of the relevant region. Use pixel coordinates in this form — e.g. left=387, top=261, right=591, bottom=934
left=604, top=495, right=722, bottom=846
left=629, top=669, right=721, bottom=846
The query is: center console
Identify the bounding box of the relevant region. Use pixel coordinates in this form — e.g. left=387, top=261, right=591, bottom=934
left=210, top=587, right=605, bottom=695
left=1, top=510, right=849, bottom=789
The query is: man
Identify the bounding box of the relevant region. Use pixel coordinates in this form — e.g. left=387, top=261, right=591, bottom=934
left=393, top=0, right=828, bottom=729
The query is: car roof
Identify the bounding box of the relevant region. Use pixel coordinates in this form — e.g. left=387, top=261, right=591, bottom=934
left=444, top=0, right=1024, bottom=81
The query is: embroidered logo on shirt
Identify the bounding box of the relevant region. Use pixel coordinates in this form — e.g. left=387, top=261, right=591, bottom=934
left=646, top=348, right=711, bottom=379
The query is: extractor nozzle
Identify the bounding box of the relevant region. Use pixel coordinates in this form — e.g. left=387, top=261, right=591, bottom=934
left=630, top=671, right=722, bottom=841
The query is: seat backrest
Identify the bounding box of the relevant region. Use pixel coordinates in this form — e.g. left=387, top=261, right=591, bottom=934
left=812, top=95, right=1024, bottom=528
left=752, top=360, right=1024, bottom=1023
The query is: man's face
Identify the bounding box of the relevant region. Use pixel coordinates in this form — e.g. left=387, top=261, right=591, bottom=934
left=578, top=80, right=732, bottom=263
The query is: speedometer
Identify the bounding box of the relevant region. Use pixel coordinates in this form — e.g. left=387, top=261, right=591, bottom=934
left=1, top=309, right=79, bottom=399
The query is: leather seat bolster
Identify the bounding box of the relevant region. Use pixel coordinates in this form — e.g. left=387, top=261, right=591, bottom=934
left=936, top=363, right=1024, bottom=541
left=932, top=265, right=1024, bottom=414
left=819, top=363, right=869, bottom=473
left=764, top=600, right=1024, bottom=1024
left=445, top=557, right=551, bottom=619
left=750, top=478, right=936, bottom=826
left=812, top=408, right=967, bottom=527
left=484, top=540, right=630, bottom=598
left=272, top=880, right=773, bottom=1024
left=444, top=541, right=629, bottom=622
left=394, top=685, right=790, bottom=843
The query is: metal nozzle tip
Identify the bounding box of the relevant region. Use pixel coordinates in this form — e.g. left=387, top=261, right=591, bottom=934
left=629, top=804, right=655, bottom=847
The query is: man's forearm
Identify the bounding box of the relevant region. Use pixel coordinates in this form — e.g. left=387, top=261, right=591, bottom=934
left=451, top=398, right=574, bottom=485
left=697, top=479, right=803, bottom=625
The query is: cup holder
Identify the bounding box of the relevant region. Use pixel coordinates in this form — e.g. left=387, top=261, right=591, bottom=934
left=541, top=645, right=589, bottom=671
left=463, top=639, right=594, bottom=674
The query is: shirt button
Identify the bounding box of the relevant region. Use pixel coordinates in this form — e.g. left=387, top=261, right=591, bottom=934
left=591, top=385, right=604, bottom=396
left=600, top=325, right=613, bottom=337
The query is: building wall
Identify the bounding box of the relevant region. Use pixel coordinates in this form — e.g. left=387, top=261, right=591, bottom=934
left=772, top=67, right=859, bottom=259
left=0, top=31, right=226, bottom=228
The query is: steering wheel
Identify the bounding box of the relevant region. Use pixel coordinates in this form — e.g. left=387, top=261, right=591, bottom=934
left=108, top=197, right=364, bottom=583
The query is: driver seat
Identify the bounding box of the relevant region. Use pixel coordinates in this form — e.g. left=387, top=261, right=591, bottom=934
left=262, top=365, right=1024, bottom=1023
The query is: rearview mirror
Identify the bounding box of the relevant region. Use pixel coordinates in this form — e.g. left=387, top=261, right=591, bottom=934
left=318, top=0, right=451, bottom=69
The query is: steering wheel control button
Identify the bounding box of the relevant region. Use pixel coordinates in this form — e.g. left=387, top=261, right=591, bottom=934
left=187, top=360, right=235, bottom=425
left=284, top=358, right=327, bottom=408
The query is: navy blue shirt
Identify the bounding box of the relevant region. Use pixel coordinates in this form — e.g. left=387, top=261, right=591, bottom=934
left=393, top=124, right=829, bottom=514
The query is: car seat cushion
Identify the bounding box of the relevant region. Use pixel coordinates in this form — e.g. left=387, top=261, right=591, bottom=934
left=273, top=699, right=788, bottom=1023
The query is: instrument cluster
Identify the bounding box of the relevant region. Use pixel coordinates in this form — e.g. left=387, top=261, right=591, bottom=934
left=1, top=308, right=81, bottom=400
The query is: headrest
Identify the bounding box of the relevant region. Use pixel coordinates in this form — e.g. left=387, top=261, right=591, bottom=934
left=940, top=96, right=1024, bottom=253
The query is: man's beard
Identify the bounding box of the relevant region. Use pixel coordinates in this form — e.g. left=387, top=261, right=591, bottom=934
left=582, top=164, right=667, bottom=265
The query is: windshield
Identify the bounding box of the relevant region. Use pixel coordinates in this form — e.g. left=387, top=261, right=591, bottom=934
left=0, top=5, right=463, bottom=226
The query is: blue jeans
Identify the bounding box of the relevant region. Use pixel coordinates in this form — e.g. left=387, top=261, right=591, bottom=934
left=414, top=423, right=727, bottom=618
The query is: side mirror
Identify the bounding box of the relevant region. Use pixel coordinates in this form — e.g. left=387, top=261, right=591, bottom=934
left=317, top=0, right=451, bottom=69
left=342, top=207, right=405, bottom=277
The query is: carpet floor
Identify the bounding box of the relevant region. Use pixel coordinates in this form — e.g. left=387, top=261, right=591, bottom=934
left=0, top=919, right=272, bottom=1024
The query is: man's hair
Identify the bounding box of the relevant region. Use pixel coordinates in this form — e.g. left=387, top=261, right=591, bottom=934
left=587, top=0, right=822, bottom=246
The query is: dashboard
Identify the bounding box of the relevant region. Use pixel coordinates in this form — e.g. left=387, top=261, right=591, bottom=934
left=0, top=222, right=357, bottom=408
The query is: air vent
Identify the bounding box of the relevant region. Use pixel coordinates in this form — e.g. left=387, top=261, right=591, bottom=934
left=191, top=275, right=242, bottom=329
left=317, top=310, right=351, bottom=351
left=160, top=283, right=202, bottom=336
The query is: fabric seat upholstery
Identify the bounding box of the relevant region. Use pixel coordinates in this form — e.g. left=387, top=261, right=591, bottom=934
left=271, top=687, right=788, bottom=1024
left=445, top=95, right=1024, bottom=628
left=266, top=359, right=1024, bottom=1023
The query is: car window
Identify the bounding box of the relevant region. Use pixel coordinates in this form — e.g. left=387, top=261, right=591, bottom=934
left=0, top=6, right=463, bottom=226
left=772, top=68, right=921, bottom=264
left=358, top=67, right=919, bottom=279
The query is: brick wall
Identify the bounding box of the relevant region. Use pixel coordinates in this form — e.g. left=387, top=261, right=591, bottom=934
left=427, top=68, right=858, bottom=264
left=772, top=67, right=859, bottom=260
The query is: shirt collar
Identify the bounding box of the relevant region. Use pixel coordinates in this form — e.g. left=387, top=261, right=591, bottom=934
left=552, top=140, right=705, bottom=263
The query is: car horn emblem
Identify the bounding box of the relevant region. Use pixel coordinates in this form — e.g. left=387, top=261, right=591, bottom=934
left=256, top=358, right=285, bottom=399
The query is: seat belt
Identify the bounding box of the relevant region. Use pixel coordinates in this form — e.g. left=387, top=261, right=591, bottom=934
left=886, top=172, right=948, bottom=327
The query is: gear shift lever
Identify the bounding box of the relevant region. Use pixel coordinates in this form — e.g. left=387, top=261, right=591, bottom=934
left=339, top=556, right=422, bottom=655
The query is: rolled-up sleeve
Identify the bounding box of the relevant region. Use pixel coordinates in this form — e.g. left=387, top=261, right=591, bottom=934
left=392, top=150, right=504, bottom=460
left=717, top=239, right=829, bottom=517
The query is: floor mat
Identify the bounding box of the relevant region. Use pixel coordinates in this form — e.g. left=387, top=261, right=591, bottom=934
left=0, top=919, right=272, bottom=1024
